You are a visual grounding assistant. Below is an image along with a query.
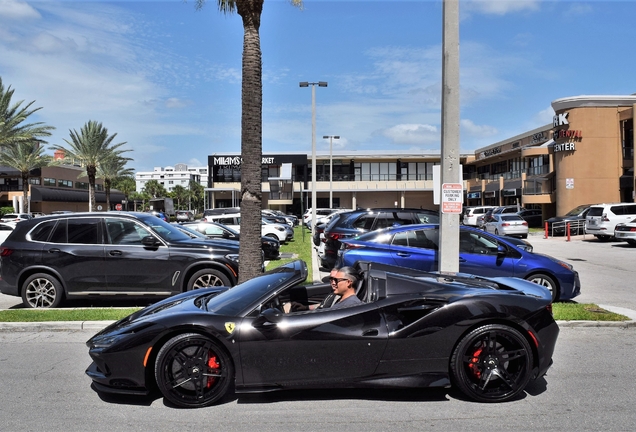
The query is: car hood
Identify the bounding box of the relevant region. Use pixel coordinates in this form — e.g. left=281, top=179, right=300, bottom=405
left=546, top=215, right=583, bottom=223
left=89, top=288, right=228, bottom=340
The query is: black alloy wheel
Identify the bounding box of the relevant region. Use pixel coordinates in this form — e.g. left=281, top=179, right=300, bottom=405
left=155, top=333, right=234, bottom=408
left=450, top=324, right=533, bottom=403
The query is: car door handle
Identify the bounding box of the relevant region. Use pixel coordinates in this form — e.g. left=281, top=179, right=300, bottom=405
left=362, top=329, right=379, bottom=337
left=109, top=250, right=123, bottom=256
left=396, top=252, right=411, bottom=257
left=459, top=257, right=467, bottom=262
left=47, top=248, right=61, bottom=253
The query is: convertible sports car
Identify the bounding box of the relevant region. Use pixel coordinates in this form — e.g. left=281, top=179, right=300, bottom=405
left=86, top=260, right=559, bottom=408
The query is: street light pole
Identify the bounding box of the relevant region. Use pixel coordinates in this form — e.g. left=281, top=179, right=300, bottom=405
left=300, top=81, right=327, bottom=235
left=323, top=135, right=340, bottom=208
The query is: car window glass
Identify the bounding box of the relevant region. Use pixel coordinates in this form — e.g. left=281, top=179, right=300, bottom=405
left=501, top=215, right=523, bottom=221
left=49, top=219, right=67, bottom=243
left=106, top=218, right=148, bottom=245
left=374, top=213, right=392, bottom=230
left=29, top=220, right=57, bottom=242
left=352, top=214, right=376, bottom=230
left=587, top=207, right=603, bottom=217
left=205, top=225, right=226, bottom=236
left=416, top=212, right=439, bottom=223
left=460, top=231, right=498, bottom=254
left=66, top=218, right=101, bottom=244
left=394, top=229, right=438, bottom=249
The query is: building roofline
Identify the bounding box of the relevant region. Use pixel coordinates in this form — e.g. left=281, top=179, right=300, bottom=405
left=552, top=94, right=636, bottom=111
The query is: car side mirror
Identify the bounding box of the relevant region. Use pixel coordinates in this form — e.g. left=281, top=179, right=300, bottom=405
left=252, top=308, right=284, bottom=328
left=497, top=244, right=507, bottom=255
left=141, top=235, right=161, bottom=248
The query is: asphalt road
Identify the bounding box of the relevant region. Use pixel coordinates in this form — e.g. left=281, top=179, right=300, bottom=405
left=0, top=327, right=634, bottom=431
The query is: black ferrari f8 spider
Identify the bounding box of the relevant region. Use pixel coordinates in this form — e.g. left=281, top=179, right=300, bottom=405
left=86, top=259, right=558, bottom=407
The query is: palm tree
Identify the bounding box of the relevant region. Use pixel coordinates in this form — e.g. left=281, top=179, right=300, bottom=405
left=97, top=155, right=134, bottom=211
left=170, top=185, right=189, bottom=210
left=142, top=179, right=167, bottom=199
left=0, top=77, right=55, bottom=147
left=50, top=121, right=129, bottom=212
left=112, top=175, right=137, bottom=210
left=194, top=0, right=303, bottom=282
left=0, top=141, right=54, bottom=213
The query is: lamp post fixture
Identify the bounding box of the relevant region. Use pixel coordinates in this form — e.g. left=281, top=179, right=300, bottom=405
left=323, top=135, right=340, bottom=209
left=299, top=81, right=327, bottom=235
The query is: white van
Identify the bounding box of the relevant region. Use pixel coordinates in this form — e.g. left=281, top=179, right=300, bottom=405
left=462, top=206, right=495, bottom=227
left=585, top=203, right=636, bottom=240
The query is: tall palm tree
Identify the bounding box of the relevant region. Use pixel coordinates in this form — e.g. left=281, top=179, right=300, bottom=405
left=0, top=141, right=54, bottom=213
left=97, top=155, right=134, bottom=211
left=0, top=77, right=55, bottom=147
left=170, top=185, right=189, bottom=210
left=194, top=0, right=302, bottom=282
left=50, top=121, right=129, bottom=212
left=142, top=179, right=167, bottom=199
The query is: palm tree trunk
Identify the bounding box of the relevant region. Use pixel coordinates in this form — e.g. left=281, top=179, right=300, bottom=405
left=236, top=0, right=264, bottom=283
left=87, top=166, right=97, bottom=212
left=22, top=173, right=29, bottom=213
left=105, top=179, right=111, bottom=211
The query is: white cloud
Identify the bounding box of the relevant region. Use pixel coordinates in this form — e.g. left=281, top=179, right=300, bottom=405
left=461, top=119, right=498, bottom=138
left=463, top=0, right=541, bottom=16
left=534, top=105, right=555, bottom=125
left=0, top=0, right=40, bottom=20
left=381, top=124, right=439, bottom=145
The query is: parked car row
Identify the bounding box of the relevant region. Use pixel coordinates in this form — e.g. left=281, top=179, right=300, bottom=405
left=335, top=223, right=580, bottom=301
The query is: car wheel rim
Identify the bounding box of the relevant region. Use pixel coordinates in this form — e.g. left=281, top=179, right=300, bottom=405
left=192, top=273, right=223, bottom=289
left=528, top=276, right=553, bottom=295
left=460, top=329, right=530, bottom=401
left=159, top=339, right=228, bottom=406
left=24, top=278, right=57, bottom=308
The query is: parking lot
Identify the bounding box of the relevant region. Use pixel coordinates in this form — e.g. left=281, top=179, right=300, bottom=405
left=1, top=231, right=635, bottom=313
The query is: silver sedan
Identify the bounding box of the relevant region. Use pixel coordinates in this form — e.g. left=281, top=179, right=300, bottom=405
left=484, top=214, right=529, bottom=238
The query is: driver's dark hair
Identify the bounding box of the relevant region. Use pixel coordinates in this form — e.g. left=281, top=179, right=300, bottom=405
left=338, top=266, right=360, bottom=284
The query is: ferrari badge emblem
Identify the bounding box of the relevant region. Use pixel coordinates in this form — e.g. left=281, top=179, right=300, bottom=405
left=225, top=322, right=236, bottom=334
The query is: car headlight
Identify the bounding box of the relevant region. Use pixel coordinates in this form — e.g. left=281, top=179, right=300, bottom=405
left=275, top=226, right=284, bottom=231
left=225, top=253, right=240, bottom=263
left=89, top=333, right=129, bottom=349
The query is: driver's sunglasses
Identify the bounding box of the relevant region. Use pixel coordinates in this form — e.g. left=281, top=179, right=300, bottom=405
left=329, top=277, right=349, bottom=284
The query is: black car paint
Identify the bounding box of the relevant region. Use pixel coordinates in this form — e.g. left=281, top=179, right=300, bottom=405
left=86, top=260, right=558, bottom=404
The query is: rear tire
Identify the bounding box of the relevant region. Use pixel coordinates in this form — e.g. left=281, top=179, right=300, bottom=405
left=21, top=273, right=64, bottom=308
left=450, top=324, right=533, bottom=402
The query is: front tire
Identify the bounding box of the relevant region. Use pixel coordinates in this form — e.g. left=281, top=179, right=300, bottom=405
left=155, top=333, right=233, bottom=408
left=21, top=273, right=64, bottom=308
left=526, top=273, right=558, bottom=301
left=450, top=324, right=533, bottom=403
left=187, top=269, right=230, bottom=291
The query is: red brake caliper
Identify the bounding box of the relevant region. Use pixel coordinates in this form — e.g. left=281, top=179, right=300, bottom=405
left=207, top=354, right=220, bottom=388
left=468, top=347, right=482, bottom=378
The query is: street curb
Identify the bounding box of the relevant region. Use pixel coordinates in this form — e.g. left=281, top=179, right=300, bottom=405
left=0, top=319, right=634, bottom=332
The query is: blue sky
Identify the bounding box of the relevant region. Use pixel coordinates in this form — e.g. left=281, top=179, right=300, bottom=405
left=1, top=0, right=634, bottom=173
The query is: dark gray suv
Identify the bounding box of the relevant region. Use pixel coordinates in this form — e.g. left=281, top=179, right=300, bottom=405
left=0, top=212, right=243, bottom=308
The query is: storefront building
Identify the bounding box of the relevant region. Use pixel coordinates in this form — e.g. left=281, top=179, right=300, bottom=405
left=465, top=94, right=635, bottom=218
left=206, top=152, right=472, bottom=215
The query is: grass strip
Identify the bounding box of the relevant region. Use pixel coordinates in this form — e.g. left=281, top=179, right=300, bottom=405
left=0, top=303, right=628, bottom=323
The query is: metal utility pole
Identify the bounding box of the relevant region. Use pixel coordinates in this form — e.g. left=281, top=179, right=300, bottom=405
left=299, top=81, right=327, bottom=235
left=323, top=135, right=340, bottom=208
left=439, top=0, right=461, bottom=273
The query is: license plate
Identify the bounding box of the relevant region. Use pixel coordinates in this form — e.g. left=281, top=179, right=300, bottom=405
left=589, top=220, right=597, bottom=226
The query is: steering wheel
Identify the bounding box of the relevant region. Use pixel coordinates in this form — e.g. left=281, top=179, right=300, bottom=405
left=270, top=296, right=284, bottom=312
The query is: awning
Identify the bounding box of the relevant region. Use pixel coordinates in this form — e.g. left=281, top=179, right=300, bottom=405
left=30, top=186, right=125, bottom=203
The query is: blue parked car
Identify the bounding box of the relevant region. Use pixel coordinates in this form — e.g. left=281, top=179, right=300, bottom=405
left=337, top=224, right=580, bottom=301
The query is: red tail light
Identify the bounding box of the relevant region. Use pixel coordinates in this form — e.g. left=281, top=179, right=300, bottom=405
left=522, top=221, right=528, bottom=226
left=502, top=223, right=510, bottom=227
left=602, top=214, right=610, bottom=222
left=328, top=233, right=346, bottom=241
left=342, top=243, right=363, bottom=250
left=0, top=247, right=14, bottom=257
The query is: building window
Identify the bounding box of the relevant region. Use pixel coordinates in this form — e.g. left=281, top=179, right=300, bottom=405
left=75, top=182, right=88, bottom=190
left=29, top=178, right=41, bottom=185
left=58, top=179, right=73, bottom=188
left=44, top=177, right=56, bottom=186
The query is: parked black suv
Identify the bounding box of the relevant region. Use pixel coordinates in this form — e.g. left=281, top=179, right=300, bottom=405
left=0, top=212, right=243, bottom=308
left=321, top=208, right=439, bottom=269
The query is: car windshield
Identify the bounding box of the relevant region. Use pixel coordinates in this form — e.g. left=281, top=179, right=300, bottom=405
left=137, top=214, right=191, bottom=242
left=565, top=205, right=590, bottom=216
left=206, top=266, right=299, bottom=315
left=501, top=215, right=524, bottom=221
